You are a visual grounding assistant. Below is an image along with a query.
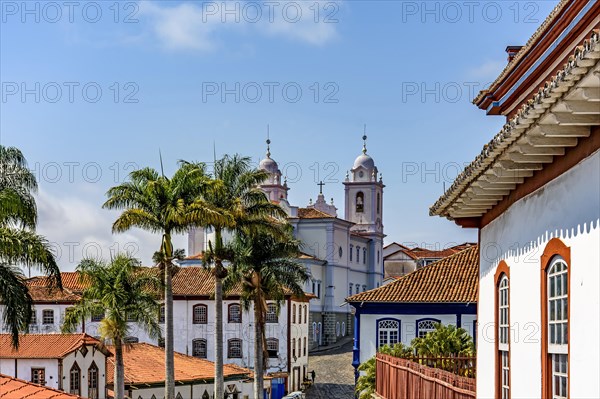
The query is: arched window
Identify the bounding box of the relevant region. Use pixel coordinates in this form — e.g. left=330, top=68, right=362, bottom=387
left=159, top=304, right=165, bottom=324
left=377, top=250, right=380, bottom=264
left=336, top=322, right=340, bottom=337
left=304, top=305, right=308, bottom=324
left=355, top=284, right=360, bottom=295
left=349, top=283, right=353, bottom=296
left=362, top=285, right=367, bottom=292
left=88, top=362, right=99, bottom=399
left=228, top=304, right=242, bottom=323
left=292, top=338, right=296, bottom=358
left=541, top=239, right=570, bottom=399
left=377, top=318, right=400, bottom=348
left=193, top=304, right=207, bottom=324
left=363, top=248, right=367, bottom=264
left=377, top=192, right=381, bottom=214
left=349, top=245, right=353, bottom=261
left=356, top=192, right=364, bottom=213
left=342, top=322, right=346, bottom=336
left=69, top=362, right=81, bottom=395
left=416, top=318, right=440, bottom=338
left=494, top=261, right=511, bottom=399
left=292, top=304, right=296, bottom=324
left=312, top=322, right=317, bottom=342
left=192, top=338, right=207, bottom=358
left=303, top=337, right=307, bottom=356
left=356, top=246, right=360, bottom=263
left=227, top=339, right=242, bottom=358
left=266, top=303, right=278, bottom=323
left=266, top=338, right=279, bottom=358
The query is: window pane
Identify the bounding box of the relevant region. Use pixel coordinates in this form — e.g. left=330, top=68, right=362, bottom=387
left=550, top=276, right=555, bottom=297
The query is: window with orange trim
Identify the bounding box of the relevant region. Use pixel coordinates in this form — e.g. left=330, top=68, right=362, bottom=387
left=494, top=261, right=510, bottom=399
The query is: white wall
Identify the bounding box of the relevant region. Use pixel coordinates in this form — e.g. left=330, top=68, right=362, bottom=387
left=63, top=345, right=108, bottom=398
left=477, top=151, right=600, bottom=399
left=358, top=313, right=476, bottom=364
left=0, top=358, right=58, bottom=387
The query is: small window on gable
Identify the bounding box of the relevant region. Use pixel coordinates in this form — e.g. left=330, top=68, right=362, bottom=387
left=356, top=192, right=364, bottom=213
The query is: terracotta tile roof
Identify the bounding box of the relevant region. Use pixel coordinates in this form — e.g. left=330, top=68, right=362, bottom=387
left=347, top=246, right=479, bottom=303
left=430, top=30, right=600, bottom=219
left=0, top=334, right=109, bottom=359
left=409, top=248, right=459, bottom=259
left=473, top=0, right=570, bottom=104
left=26, top=286, right=81, bottom=303
left=106, top=343, right=251, bottom=385
left=296, top=208, right=335, bottom=219
left=27, top=272, right=87, bottom=292
left=0, top=374, right=82, bottom=398
left=27, top=268, right=311, bottom=300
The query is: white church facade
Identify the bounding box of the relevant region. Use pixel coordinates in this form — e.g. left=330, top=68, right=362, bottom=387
left=188, top=136, right=386, bottom=350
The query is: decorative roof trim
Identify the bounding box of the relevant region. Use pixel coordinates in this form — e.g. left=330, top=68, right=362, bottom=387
left=431, top=30, right=600, bottom=218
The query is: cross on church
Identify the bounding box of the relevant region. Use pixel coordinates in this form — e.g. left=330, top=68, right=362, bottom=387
left=318, top=181, right=325, bottom=194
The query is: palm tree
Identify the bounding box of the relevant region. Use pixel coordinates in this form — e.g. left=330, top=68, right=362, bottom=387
left=225, top=226, right=309, bottom=399
left=61, top=254, right=161, bottom=399
left=102, top=162, right=229, bottom=399
left=0, top=145, right=60, bottom=348
left=201, top=154, right=286, bottom=399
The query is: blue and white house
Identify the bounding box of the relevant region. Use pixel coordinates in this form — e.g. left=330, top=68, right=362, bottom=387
left=346, top=245, right=479, bottom=380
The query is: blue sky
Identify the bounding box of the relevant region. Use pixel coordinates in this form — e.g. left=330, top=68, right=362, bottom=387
left=0, top=0, right=558, bottom=271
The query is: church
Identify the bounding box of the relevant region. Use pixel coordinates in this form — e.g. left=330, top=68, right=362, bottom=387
left=187, top=136, right=386, bottom=350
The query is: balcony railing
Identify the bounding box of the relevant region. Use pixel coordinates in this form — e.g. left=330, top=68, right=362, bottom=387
left=375, top=353, right=476, bottom=399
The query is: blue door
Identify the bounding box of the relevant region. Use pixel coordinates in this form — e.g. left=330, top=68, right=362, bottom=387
left=271, top=378, right=286, bottom=399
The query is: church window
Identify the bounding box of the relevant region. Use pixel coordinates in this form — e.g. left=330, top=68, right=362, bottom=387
left=363, top=248, right=367, bottom=264
left=349, top=245, right=353, bottom=261
left=355, top=284, right=360, bottom=295
left=339, top=246, right=343, bottom=258
left=342, top=322, right=346, bottom=336
left=377, top=250, right=380, bottom=264
left=349, top=283, right=353, bottom=296
left=377, top=193, right=381, bottom=214
left=356, top=246, right=360, bottom=263
left=356, top=192, right=364, bottom=213
left=336, top=322, right=340, bottom=337
left=362, top=285, right=367, bottom=292
left=312, top=322, right=317, bottom=342
left=377, top=319, right=400, bottom=348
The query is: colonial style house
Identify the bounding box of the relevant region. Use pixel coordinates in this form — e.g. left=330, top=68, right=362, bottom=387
left=0, top=269, right=310, bottom=397
left=347, top=245, right=478, bottom=382
left=383, top=242, right=475, bottom=277
left=0, top=374, right=83, bottom=399
left=189, top=136, right=386, bottom=351
left=430, top=1, right=600, bottom=398
left=0, top=334, right=110, bottom=399
left=106, top=342, right=262, bottom=399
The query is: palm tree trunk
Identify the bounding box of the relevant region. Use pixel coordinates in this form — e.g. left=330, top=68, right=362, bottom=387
left=114, top=339, right=125, bottom=399
left=253, top=297, right=265, bottom=399
left=165, top=264, right=175, bottom=399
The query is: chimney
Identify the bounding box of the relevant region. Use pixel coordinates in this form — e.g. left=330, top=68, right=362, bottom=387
left=505, top=46, right=523, bottom=63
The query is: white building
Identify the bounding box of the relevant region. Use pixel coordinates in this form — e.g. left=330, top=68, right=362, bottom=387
left=0, top=334, right=110, bottom=399
left=347, top=246, right=478, bottom=382
left=188, top=136, right=386, bottom=350
left=430, top=2, right=600, bottom=398
left=0, top=268, right=310, bottom=397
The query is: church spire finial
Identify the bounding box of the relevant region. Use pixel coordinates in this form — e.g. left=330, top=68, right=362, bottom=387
left=362, top=124, right=368, bottom=154
left=266, top=125, right=271, bottom=158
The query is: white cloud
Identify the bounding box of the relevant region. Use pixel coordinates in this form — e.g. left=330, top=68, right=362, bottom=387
left=34, top=189, right=187, bottom=273
left=138, top=1, right=340, bottom=51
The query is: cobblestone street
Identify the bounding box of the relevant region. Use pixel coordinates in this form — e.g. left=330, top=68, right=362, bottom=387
left=305, top=340, right=355, bottom=399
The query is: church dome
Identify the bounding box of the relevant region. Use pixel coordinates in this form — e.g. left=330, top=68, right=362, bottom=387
left=353, top=153, right=375, bottom=171
left=259, top=156, right=279, bottom=174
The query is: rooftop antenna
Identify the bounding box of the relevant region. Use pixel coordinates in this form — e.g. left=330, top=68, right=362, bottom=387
left=362, top=125, right=368, bottom=154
